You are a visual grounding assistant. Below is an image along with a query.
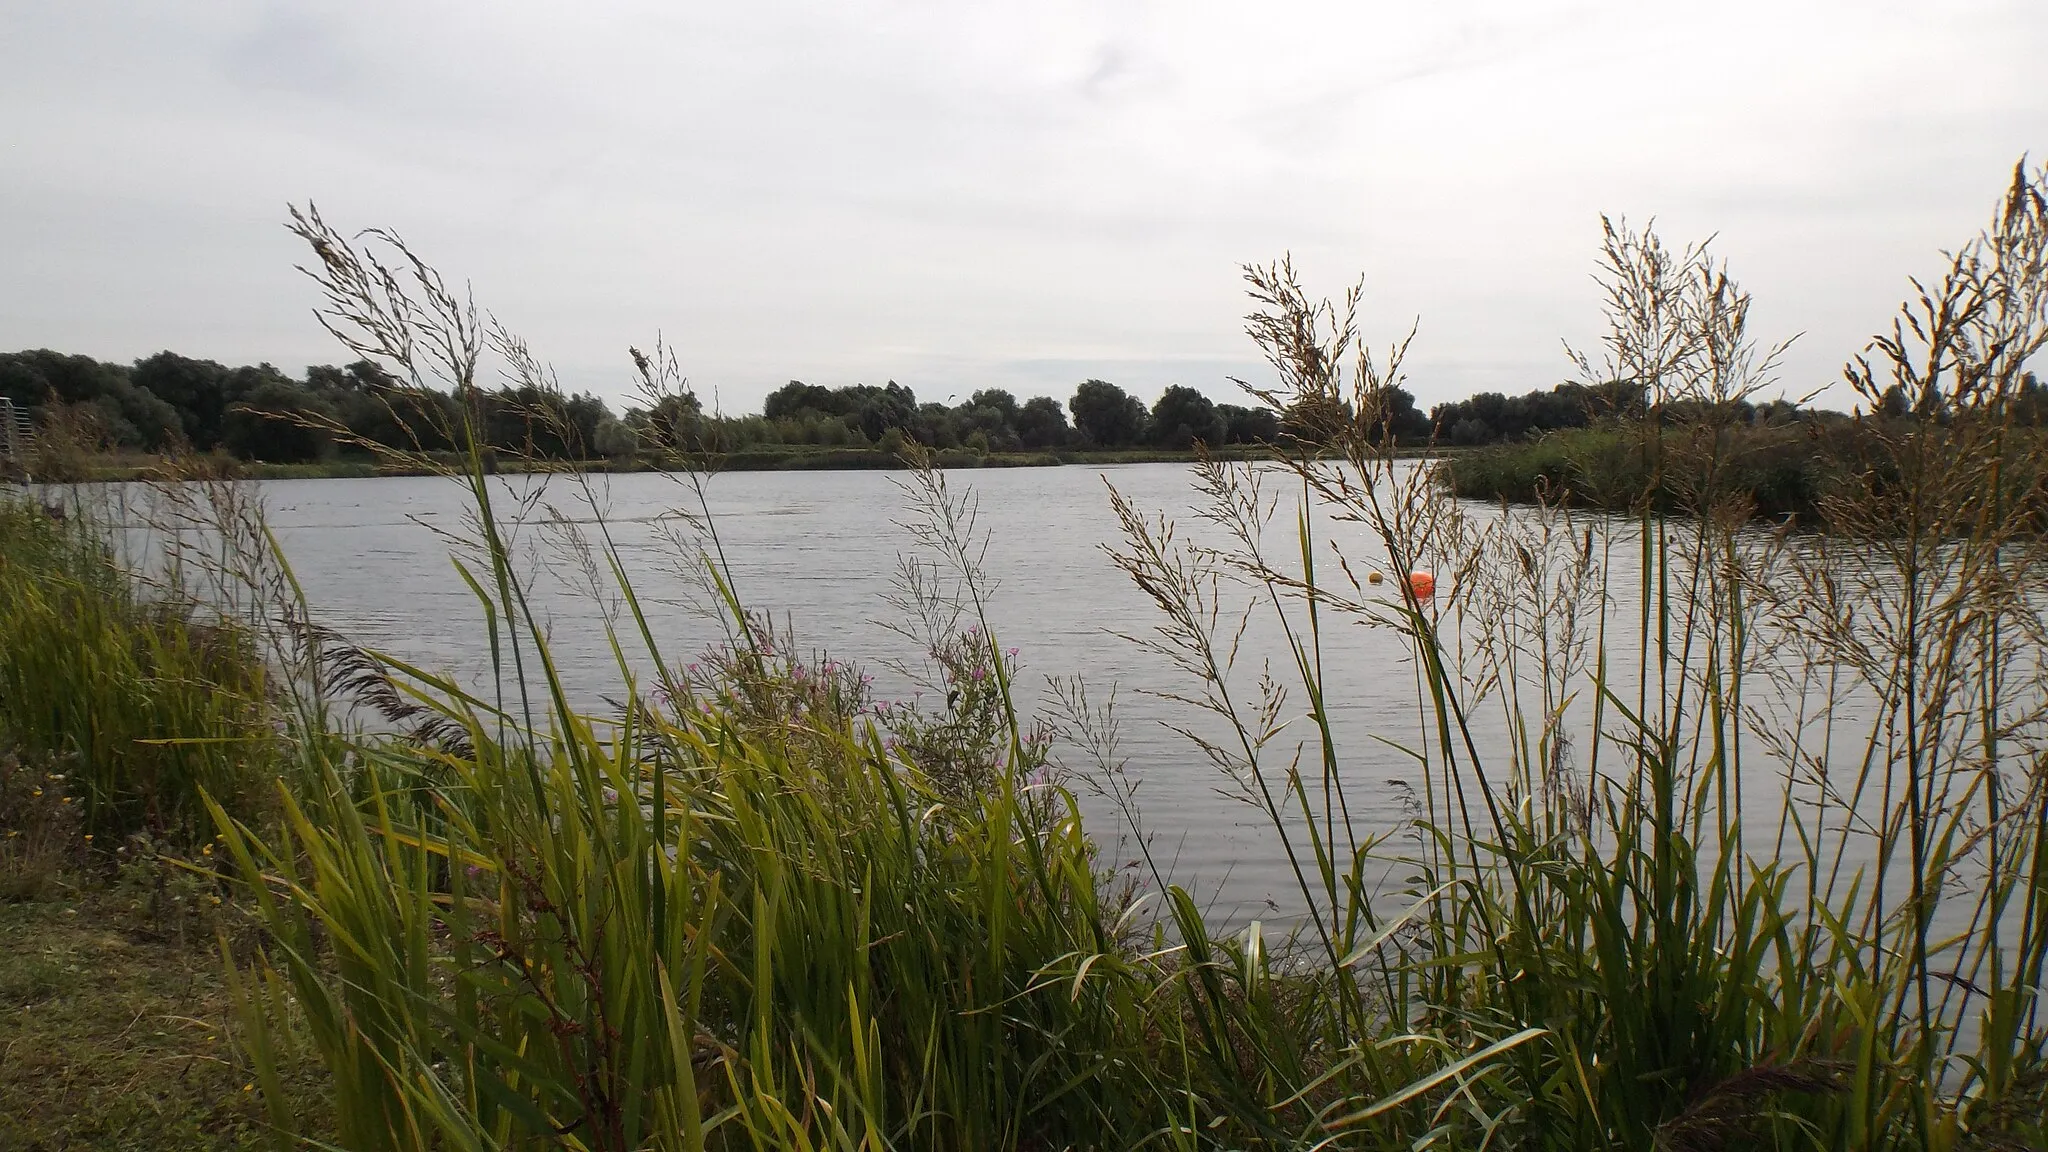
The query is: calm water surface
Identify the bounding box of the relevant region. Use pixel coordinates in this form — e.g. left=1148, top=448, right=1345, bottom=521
left=226, top=463, right=1446, bottom=923
left=66, top=463, right=1914, bottom=931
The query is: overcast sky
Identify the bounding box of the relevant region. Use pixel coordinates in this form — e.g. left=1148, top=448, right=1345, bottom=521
left=3, top=1, right=2043, bottom=413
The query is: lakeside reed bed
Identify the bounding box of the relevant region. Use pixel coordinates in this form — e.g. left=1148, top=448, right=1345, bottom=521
left=0, top=492, right=277, bottom=848
left=8, top=163, right=2048, bottom=1149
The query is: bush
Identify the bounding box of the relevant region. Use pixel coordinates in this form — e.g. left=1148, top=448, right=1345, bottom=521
left=0, top=493, right=276, bottom=843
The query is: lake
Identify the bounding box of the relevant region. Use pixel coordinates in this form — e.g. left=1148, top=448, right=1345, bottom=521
left=63, top=463, right=1475, bottom=924
left=60, top=461, right=1927, bottom=933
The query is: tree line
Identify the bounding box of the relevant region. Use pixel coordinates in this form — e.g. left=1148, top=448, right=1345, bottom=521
left=1426, top=380, right=1843, bottom=445
left=17, top=344, right=1979, bottom=466
left=1424, top=377, right=2048, bottom=443
left=0, top=350, right=612, bottom=464
left=0, top=348, right=1426, bottom=463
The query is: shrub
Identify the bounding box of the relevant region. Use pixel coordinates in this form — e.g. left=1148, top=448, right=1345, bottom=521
left=0, top=493, right=276, bottom=843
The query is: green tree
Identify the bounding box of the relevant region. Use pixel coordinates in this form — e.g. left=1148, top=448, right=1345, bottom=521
left=310, top=361, right=459, bottom=453
left=221, top=379, right=332, bottom=462
left=967, top=389, right=1018, bottom=424
left=0, top=350, right=183, bottom=450
left=1280, top=392, right=1353, bottom=446
left=1217, top=403, right=1278, bottom=445
left=917, top=402, right=962, bottom=449
left=1360, top=385, right=1431, bottom=444
left=1015, top=396, right=1071, bottom=448
left=1069, top=379, right=1148, bottom=448
left=763, top=381, right=840, bottom=421
left=1150, top=385, right=1224, bottom=448
left=471, top=385, right=613, bottom=459
left=2011, top=372, right=2048, bottom=426
left=848, top=382, right=919, bottom=441
left=1878, top=384, right=1912, bottom=420
left=627, top=392, right=704, bottom=452
left=1430, top=382, right=1613, bottom=446
left=132, top=352, right=241, bottom=449
left=961, top=406, right=1021, bottom=451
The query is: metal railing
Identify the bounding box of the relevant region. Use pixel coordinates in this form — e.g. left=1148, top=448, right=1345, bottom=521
left=0, top=397, right=32, bottom=464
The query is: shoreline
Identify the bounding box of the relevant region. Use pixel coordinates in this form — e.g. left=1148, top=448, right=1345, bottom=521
left=16, top=442, right=1449, bottom=483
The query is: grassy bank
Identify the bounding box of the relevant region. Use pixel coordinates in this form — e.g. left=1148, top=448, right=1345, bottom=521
left=0, top=493, right=313, bottom=1149
left=0, top=882, right=330, bottom=1151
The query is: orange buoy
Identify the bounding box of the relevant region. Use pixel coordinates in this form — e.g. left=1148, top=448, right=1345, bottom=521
left=1366, top=570, right=1384, bottom=586
left=1405, top=571, right=1436, bottom=599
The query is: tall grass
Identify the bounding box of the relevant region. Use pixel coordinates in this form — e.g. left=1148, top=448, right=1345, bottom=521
left=196, top=212, right=1547, bottom=1151
left=215, top=474, right=1542, bottom=1147
left=1091, top=169, right=2048, bottom=1148
left=193, top=165, right=2048, bottom=1151
left=0, top=491, right=275, bottom=842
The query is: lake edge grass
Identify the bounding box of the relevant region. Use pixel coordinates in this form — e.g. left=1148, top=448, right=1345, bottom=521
left=11, top=162, right=2048, bottom=1149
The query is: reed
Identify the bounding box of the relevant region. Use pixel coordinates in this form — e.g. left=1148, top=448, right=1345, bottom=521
left=194, top=163, right=2048, bottom=1150
left=1088, top=165, right=2048, bottom=1149
left=0, top=492, right=275, bottom=843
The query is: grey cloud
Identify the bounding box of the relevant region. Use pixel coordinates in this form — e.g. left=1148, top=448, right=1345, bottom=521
left=2, top=0, right=2045, bottom=413
left=217, top=6, right=363, bottom=98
